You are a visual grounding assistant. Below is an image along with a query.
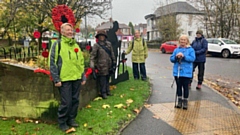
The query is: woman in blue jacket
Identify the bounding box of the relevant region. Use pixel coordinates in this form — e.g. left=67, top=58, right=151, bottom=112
left=170, top=35, right=196, bottom=109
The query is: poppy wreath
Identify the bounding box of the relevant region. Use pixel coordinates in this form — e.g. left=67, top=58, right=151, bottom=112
left=52, top=5, right=76, bottom=32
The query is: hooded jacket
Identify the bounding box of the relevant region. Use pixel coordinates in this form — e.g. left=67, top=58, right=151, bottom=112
left=191, top=36, right=208, bottom=62
left=49, top=36, right=85, bottom=83
left=125, top=37, right=148, bottom=63
left=170, top=46, right=196, bottom=78
left=90, top=40, right=116, bottom=75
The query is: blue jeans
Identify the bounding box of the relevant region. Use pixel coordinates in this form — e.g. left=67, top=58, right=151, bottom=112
left=132, top=63, right=147, bottom=80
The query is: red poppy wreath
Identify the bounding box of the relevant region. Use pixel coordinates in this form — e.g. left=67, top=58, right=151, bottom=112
left=51, top=5, right=76, bottom=32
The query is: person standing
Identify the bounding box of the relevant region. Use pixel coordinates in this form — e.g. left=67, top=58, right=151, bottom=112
left=125, top=30, right=148, bottom=81
left=90, top=30, right=116, bottom=99
left=189, top=30, right=208, bottom=89
left=49, top=23, right=86, bottom=131
left=170, top=35, right=195, bottom=110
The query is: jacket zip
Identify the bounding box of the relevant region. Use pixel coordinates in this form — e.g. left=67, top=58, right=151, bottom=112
left=68, top=51, right=71, bottom=59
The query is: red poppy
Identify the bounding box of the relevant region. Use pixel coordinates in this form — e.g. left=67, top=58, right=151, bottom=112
left=85, top=68, right=93, bottom=78
left=74, top=48, right=79, bottom=53
left=34, top=68, right=52, bottom=81
left=42, top=42, right=47, bottom=49
left=95, top=38, right=99, bottom=43
left=42, top=51, right=49, bottom=58
left=86, top=45, right=91, bottom=51
left=51, top=5, right=76, bottom=32
left=33, top=31, right=41, bottom=39
left=76, top=28, right=80, bottom=33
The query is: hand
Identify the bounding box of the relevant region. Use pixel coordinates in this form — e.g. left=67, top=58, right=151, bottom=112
left=55, top=82, right=62, bottom=87
left=176, top=52, right=184, bottom=58
left=81, top=81, right=86, bottom=85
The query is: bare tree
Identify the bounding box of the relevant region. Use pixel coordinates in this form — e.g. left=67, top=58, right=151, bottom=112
left=187, top=0, right=240, bottom=39
left=155, top=2, right=182, bottom=42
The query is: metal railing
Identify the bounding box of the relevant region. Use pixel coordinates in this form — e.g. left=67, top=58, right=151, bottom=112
left=0, top=46, right=40, bottom=60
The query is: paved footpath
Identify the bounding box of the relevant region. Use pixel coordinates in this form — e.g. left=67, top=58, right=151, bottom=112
left=121, top=50, right=240, bottom=135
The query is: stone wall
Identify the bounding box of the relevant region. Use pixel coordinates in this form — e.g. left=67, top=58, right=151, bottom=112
left=0, top=62, right=98, bottom=120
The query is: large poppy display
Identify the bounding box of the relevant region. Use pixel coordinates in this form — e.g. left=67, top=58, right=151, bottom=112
left=52, top=5, right=75, bottom=32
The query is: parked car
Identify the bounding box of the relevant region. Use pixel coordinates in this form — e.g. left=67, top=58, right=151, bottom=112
left=160, top=41, right=178, bottom=53
left=206, top=38, right=240, bottom=58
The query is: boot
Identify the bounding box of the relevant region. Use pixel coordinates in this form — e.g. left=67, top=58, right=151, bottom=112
left=196, top=84, right=201, bottom=90
left=176, top=98, right=182, bottom=108
left=183, top=99, right=188, bottom=110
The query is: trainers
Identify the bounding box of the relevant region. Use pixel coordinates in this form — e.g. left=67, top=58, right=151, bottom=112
left=59, top=123, right=70, bottom=131
left=196, top=84, right=201, bottom=90
left=183, top=99, right=188, bottom=110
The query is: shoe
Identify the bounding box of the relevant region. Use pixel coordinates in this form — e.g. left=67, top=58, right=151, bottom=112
left=102, top=94, right=107, bottom=99
left=107, top=93, right=113, bottom=96
left=196, top=84, right=201, bottom=90
left=67, top=121, right=79, bottom=127
left=59, top=123, right=70, bottom=131
left=183, top=99, right=188, bottom=110
left=142, top=78, right=147, bottom=81
left=176, top=98, right=182, bottom=108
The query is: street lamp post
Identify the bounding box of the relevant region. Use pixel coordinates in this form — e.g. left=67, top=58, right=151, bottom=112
left=205, top=17, right=208, bottom=37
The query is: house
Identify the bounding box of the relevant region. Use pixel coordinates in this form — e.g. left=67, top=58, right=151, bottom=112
left=134, top=23, right=147, bottom=40
left=145, top=1, right=205, bottom=42
left=95, top=19, right=134, bottom=42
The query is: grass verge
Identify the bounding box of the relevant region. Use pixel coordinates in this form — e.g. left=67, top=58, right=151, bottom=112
left=0, top=69, right=151, bottom=135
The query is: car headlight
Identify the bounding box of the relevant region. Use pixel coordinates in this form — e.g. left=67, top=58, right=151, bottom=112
left=230, top=46, right=239, bottom=49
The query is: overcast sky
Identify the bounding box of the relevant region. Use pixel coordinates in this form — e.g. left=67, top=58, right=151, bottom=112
left=86, top=0, right=187, bottom=27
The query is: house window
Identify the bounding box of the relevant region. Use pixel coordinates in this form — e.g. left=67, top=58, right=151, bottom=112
left=188, top=31, right=193, bottom=36
left=147, top=20, right=150, bottom=26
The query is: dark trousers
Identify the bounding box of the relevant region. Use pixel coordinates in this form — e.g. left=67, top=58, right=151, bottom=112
left=98, top=75, right=110, bottom=95
left=175, top=77, right=190, bottom=98
left=58, top=79, right=81, bottom=124
left=189, top=62, right=205, bottom=85
left=132, top=62, right=147, bottom=80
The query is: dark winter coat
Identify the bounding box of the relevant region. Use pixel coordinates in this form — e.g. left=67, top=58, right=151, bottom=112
left=90, top=40, right=116, bottom=75
left=191, top=36, right=208, bottom=62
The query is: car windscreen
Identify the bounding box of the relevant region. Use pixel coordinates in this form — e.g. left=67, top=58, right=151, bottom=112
left=222, top=39, right=237, bottom=44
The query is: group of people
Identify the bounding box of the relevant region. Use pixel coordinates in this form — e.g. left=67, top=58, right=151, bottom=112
left=49, top=23, right=148, bottom=131
left=48, top=22, right=207, bottom=131
left=170, top=30, right=208, bottom=110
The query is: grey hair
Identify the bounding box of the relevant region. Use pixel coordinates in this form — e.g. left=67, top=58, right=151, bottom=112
left=60, top=23, right=73, bottom=32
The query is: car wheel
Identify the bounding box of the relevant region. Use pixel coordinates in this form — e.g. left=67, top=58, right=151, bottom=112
left=221, top=49, right=230, bottom=58
left=161, top=48, right=166, bottom=53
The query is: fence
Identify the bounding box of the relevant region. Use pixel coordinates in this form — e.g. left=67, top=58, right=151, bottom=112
left=0, top=46, right=40, bottom=60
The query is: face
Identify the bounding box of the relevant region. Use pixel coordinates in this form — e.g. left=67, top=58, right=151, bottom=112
left=134, top=31, right=140, bottom=38
left=61, top=25, right=73, bottom=38
left=98, top=35, right=105, bottom=41
left=196, top=33, right=202, bottom=38
left=179, top=36, right=189, bottom=47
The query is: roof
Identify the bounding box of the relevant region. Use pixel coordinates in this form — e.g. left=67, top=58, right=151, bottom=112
left=95, top=21, right=130, bottom=31
left=150, top=2, right=204, bottom=18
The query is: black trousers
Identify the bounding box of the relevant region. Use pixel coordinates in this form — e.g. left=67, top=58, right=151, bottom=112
left=175, top=77, right=190, bottom=98
left=58, top=79, right=81, bottom=125
left=132, top=62, right=147, bottom=80
left=98, top=75, right=110, bottom=95
left=189, top=62, right=205, bottom=85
